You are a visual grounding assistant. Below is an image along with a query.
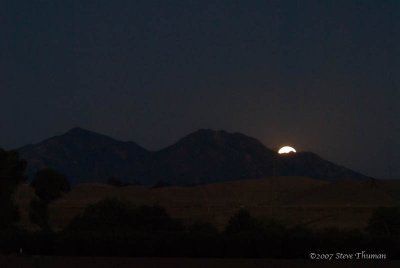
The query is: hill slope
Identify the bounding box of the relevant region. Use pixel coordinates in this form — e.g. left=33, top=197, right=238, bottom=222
left=277, top=152, right=368, bottom=181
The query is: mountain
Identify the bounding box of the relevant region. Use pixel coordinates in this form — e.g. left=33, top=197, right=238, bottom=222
left=146, top=129, right=276, bottom=185
left=18, top=127, right=149, bottom=184
left=18, top=128, right=372, bottom=185
left=277, top=152, right=369, bottom=181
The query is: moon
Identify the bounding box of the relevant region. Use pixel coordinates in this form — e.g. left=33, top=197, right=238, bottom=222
left=278, top=146, right=296, bottom=154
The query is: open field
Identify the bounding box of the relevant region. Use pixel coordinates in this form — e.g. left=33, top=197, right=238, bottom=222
left=14, top=176, right=400, bottom=231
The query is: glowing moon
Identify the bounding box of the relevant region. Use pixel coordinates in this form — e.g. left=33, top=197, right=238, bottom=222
left=278, top=146, right=296, bottom=154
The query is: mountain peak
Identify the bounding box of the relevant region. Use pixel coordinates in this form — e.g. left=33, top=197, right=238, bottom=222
left=187, top=129, right=257, bottom=140
left=65, top=127, right=96, bottom=136
left=61, top=127, right=116, bottom=142
left=67, top=126, right=87, bottom=132
left=19, top=127, right=149, bottom=184
left=190, top=128, right=227, bottom=136
left=176, top=129, right=244, bottom=147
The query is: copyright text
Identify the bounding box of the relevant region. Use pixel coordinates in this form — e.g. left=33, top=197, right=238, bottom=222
left=309, top=251, right=387, bottom=260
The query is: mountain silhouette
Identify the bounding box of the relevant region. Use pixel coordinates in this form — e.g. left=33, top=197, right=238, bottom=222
left=19, top=127, right=149, bottom=184
left=18, top=128, right=372, bottom=185
left=277, top=152, right=368, bottom=181
left=146, top=129, right=275, bottom=185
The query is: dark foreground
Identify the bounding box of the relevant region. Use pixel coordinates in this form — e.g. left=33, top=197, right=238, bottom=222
left=1, top=256, right=399, bottom=268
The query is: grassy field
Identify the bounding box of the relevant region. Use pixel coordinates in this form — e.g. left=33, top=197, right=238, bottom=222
left=14, top=176, right=400, bottom=231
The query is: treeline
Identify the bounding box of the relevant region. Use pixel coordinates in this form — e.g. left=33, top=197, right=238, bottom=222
left=1, top=149, right=400, bottom=258
left=1, top=199, right=400, bottom=258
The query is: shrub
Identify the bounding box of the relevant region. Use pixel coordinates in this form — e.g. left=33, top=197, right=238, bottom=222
left=224, top=209, right=261, bottom=235
left=67, top=198, right=184, bottom=234
left=367, top=206, right=400, bottom=236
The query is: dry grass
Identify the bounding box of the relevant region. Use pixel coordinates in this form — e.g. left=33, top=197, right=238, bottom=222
left=13, top=176, right=400, bottom=231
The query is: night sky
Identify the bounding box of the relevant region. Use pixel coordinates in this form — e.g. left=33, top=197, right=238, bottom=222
left=1, top=1, right=399, bottom=178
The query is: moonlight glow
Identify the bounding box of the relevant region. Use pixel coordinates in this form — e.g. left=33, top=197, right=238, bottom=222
left=278, top=146, right=296, bottom=154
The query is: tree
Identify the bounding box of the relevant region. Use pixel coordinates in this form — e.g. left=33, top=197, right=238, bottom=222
left=187, top=221, right=218, bottom=236
left=67, top=198, right=183, bottom=234
left=29, top=198, right=49, bottom=229
left=0, top=149, right=26, bottom=229
left=31, top=168, right=70, bottom=203
left=224, top=209, right=285, bottom=236
left=30, top=168, right=70, bottom=229
left=366, top=206, right=400, bottom=236
left=224, top=209, right=260, bottom=234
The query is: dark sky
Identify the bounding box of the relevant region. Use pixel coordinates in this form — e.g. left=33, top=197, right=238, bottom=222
left=1, top=0, right=399, bottom=178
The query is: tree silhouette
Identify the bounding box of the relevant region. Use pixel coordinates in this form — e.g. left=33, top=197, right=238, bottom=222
left=29, top=198, right=49, bottom=229
left=30, top=168, right=70, bottom=230
left=224, top=209, right=260, bottom=234
left=67, top=198, right=184, bottom=234
left=0, top=149, right=26, bottom=229
left=366, top=206, right=400, bottom=236
left=31, top=168, right=70, bottom=203
left=187, top=221, right=218, bottom=236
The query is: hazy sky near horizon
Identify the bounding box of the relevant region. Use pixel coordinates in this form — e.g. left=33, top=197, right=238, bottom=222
left=1, top=1, right=399, bottom=178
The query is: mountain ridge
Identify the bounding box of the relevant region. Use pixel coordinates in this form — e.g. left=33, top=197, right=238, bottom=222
left=17, top=127, right=372, bottom=185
